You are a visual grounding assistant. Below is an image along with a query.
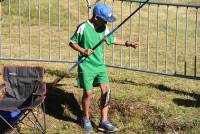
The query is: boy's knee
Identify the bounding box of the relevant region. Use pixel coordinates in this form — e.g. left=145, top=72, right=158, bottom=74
left=100, top=84, right=110, bottom=92
left=83, top=90, right=93, bottom=98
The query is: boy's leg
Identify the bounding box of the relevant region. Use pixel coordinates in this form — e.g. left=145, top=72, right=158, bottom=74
left=99, top=84, right=119, bottom=132
left=82, top=90, right=93, bottom=119
left=78, top=72, right=94, bottom=119
left=100, top=84, right=110, bottom=122
left=82, top=90, right=94, bottom=132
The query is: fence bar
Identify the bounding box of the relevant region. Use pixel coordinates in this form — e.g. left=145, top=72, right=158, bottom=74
left=86, top=0, right=91, bottom=19
left=138, top=3, right=141, bottom=68
left=18, top=0, right=22, bottom=58
left=120, top=0, right=123, bottom=66
left=147, top=3, right=150, bottom=70
left=0, top=2, right=2, bottom=57
left=103, top=0, right=106, bottom=64
left=78, top=0, right=80, bottom=24
left=128, top=0, right=200, bottom=8
left=0, top=57, right=77, bottom=63
left=58, top=0, right=61, bottom=60
left=0, top=0, right=2, bottom=57
left=38, top=0, right=41, bottom=59
left=129, top=2, right=133, bottom=67
left=1, top=51, right=200, bottom=82
left=120, top=1, right=123, bottom=66
left=68, top=0, right=71, bottom=58
left=165, top=5, right=169, bottom=73
left=156, top=4, right=159, bottom=72
left=28, top=0, right=32, bottom=59
left=107, top=64, right=200, bottom=80
left=175, top=6, right=178, bottom=74
left=184, top=7, right=188, bottom=75
left=9, top=0, right=12, bottom=57
left=48, top=0, right=51, bottom=59
left=0, top=54, right=200, bottom=81
left=111, top=0, right=115, bottom=65
left=194, top=8, right=198, bottom=77
left=0, top=4, right=1, bottom=57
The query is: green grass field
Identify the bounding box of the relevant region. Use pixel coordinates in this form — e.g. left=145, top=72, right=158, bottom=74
left=0, top=0, right=200, bottom=133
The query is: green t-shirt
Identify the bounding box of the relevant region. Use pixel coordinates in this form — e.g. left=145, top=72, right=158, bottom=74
left=70, top=20, right=115, bottom=73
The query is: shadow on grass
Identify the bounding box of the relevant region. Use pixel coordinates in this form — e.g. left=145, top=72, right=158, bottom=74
left=155, top=84, right=200, bottom=107
left=111, top=78, right=200, bottom=108
left=45, top=83, right=82, bottom=125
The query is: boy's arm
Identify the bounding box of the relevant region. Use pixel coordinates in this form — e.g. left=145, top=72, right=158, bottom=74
left=69, top=42, right=93, bottom=56
left=113, top=38, right=139, bottom=48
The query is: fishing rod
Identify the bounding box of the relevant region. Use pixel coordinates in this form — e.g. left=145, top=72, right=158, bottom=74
left=52, top=0, right=150, bottom=86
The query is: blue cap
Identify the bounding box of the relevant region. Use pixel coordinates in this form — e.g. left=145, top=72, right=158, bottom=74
left=93, top=3, right=116, bottom=22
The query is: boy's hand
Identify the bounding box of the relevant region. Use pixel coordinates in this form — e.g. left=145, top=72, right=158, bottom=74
left=83, top=49, right=94, bottom=56
left=125, top=41, right=139, bottom=48
left=64, top=71, right=70, bottom=78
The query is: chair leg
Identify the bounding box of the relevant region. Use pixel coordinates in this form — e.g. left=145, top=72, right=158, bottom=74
left=42, top=102, right=46, bottom=133
left=0, top=115, right=20, bottom=134
left=30, top=111, right=45, bottom=134
left=29, top=103, right=46, bottom=134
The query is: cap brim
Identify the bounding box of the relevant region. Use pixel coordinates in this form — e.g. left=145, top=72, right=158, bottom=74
left=102, top=16, right=116, bottom=23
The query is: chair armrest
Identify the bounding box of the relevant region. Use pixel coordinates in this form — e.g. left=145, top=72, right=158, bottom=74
left=32, top=82, right=46, bottom=96
left=0, top=84, right=6, bottom=101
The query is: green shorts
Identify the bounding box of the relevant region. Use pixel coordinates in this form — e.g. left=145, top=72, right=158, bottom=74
left=77, top=71, right=109, bottom=90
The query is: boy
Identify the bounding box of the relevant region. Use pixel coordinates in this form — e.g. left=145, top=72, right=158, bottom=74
left=69, top=3, right=139, bottom=133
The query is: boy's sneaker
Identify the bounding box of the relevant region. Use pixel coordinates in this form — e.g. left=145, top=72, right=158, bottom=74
left=98, top=120, right=119, bottom=133
left=82, top=118, right=93, bottom=132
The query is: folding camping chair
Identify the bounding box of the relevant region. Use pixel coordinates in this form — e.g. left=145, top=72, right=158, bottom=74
left=0, top=66, right=47, bottom=134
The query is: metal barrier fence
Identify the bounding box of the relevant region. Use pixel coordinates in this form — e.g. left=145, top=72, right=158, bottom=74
left=0, top=0, right=199, bottom=80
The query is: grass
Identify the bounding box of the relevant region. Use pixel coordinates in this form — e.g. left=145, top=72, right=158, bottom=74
left=0, top=0, right=200, bottom=133
left=1, top=61, right=200, bottom=134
